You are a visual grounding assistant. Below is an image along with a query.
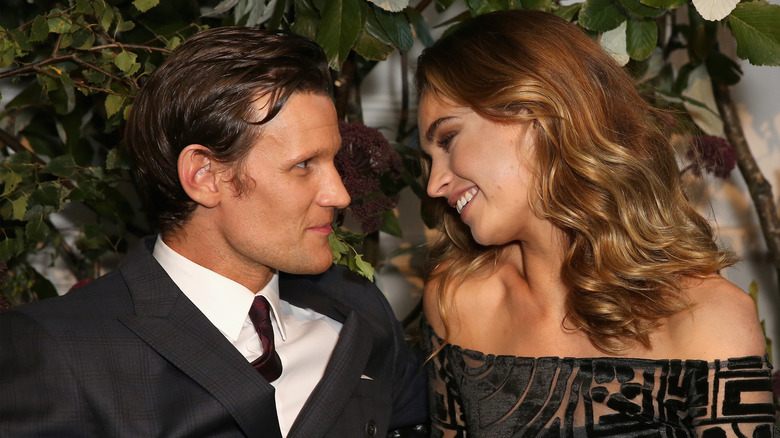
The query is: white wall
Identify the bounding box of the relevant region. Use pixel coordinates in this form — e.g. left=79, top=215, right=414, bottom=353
left=723, top=61, right=780, bottom=361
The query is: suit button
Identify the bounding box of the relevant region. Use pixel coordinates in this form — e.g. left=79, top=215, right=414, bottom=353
left=365, top=420, right=377, bottom=436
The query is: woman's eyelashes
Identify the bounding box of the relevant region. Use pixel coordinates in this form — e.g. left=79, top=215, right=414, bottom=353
left=437, top=131, right=457, bottom=151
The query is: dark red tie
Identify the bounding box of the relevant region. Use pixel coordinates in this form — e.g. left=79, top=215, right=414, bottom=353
left=248, top=296, right=283, bottom=382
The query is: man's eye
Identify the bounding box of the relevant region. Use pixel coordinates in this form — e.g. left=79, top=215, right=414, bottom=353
left=295, top=160, right=310, bottom=169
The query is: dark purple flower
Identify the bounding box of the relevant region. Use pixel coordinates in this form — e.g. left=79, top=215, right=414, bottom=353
left=686, top=135, right=737, bottom=179
left=336, top=121, right=402, bottom=234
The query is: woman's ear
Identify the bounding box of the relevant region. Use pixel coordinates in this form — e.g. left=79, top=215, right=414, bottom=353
left=178, top=144, right=220, bottom=208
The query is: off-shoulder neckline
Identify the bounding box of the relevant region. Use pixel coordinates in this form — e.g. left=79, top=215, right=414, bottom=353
left=423, top=317, right=771, bottom=367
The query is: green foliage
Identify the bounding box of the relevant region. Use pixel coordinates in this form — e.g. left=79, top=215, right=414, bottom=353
left=0, top=0, right=778, bottom=304
left=330, top=227, right=375, bottom=281
left=728, top=1, right=780, bottom=66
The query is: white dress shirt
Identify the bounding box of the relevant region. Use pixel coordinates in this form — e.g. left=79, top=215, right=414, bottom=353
left=152, top=236, right=341, bottom=436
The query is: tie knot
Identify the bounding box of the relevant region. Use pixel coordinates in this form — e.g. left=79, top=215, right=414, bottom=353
left=249, top=295, right=271, bottom=327
left=248, top=295, right=282, bottom=382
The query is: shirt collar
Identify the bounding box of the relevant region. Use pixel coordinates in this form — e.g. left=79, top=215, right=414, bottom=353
left=152, top=235, right=287, bottom=342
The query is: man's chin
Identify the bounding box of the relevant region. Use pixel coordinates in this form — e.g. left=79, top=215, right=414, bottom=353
left=284, top=254, right=334, bottom=275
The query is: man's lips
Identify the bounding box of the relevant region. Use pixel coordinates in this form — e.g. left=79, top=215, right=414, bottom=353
left=308, top=223, right=333, bottom=234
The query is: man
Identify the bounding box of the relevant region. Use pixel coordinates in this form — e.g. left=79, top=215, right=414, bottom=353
left=0, top=27, right=426, bottom=437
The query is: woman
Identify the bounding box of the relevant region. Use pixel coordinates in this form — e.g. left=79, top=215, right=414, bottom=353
left=416, top=9, right=776, bottom=437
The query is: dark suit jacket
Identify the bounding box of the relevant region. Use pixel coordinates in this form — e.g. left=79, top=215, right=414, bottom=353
left=0, top=236, right=426, bottom=437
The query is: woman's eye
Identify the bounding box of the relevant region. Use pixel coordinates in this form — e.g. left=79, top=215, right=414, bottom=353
left=437, top=132, right=456, bottom=151
left=295, top=160, right=311, bottom=169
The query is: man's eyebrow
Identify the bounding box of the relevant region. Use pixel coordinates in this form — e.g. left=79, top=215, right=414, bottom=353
left=284, top=148, right=325, bottom=165
left=424, top=116, right=455, bottom=143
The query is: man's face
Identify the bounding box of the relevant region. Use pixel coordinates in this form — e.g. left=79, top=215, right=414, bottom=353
left=210, top=92, right=350, bottom=286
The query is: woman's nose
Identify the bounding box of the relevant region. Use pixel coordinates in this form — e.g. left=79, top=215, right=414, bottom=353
left=426, top=159, right=452, bottom=199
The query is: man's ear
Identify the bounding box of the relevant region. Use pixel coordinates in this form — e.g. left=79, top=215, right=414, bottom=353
left=178, top=144, right=220, bottom=208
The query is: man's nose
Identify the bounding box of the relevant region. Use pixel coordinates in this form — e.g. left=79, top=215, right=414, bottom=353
left=323, top=166, right=351, bottom=209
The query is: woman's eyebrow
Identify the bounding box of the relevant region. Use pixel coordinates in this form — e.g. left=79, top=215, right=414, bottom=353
left=424, top=116, right=456, bottom=143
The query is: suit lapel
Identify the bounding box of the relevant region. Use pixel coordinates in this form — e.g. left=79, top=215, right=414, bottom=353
left=280, top=274, right=374, bottom=438
left=287, top=313, right=373, bottom=438
left=118, top=237, right=282, bottom=438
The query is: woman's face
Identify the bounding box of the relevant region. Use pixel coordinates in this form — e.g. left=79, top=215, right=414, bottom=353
left=418, top=92, right=540, bottom=246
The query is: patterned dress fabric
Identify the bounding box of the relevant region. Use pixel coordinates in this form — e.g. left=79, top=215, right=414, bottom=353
left=423, top=320, right=777, bottom=437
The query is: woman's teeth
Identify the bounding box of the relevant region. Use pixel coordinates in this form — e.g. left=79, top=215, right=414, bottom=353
left=456, top=188, right=478, bottom=214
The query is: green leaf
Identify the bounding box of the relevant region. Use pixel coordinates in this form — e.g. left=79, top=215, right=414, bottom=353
left=25, top=216, right=50, bottom=243
left=106, top=147, right=133, bottom=170
left=166, top=36, right=182, bottom=51
left=133, top=0, right=159, bottom=13
left=100, top=6, right=115, bottom=31
left=41, top=155, right=77, bottom=178
left=10, top=28, right=32, bottom=52
left=367, top=0, right=409, bottom=12
left=353, top=30, right=395, bottom=61
left=353, top=253, right=375, bottom=281
left=113, top=50, right=139, bottom=74
left=364, top=2, right=394, bottom=46
left=555, top=3, right=583, bottom=21
left=30, top=181, right=68, bottom=207
left=0, top=231, right=24, bottom=261
left=2, top=172, right=22, bottom=197
left=316, top=0, right=364, bottom=70
left=405, top=7, right=434, bottom=48
left=580, top=0, right=627, bottom=31
left=47, top=15, right=73, bottom=34
left=329, top=231, right=349, bottom=259
left=56, top=71, right=77, bottom=115
left=728, top=1, right=780, bottom=66
left=3, top=150, right=32, bottom=173
left=70, top=178, right=101, bottom=202
left=673, top=62, right=697, bottom=94
left=522, top=0, right=554, bottom=11
left=71, top=28, right=96, bottom=50
left=29, top=15, right=50, bottom=43
left=0, top=38, right=16, bottom=69
left=105, top=94, right=124, bottom=118
left=291, top=0, right=319, bottom=40
left=116, top=19, right=136, bottom=33
left=373, top=7, right=414, bottom=51
left=75, top=0, right=95, bottom=14
left=626, top=19, right=657, bottom=60
left=465, top=0, right=519, bottom=14
left=640, top=0, right=685, bottom=8
left=619, top=0, right=664, bottom=18
left=266, top=0, right=290, bottom=30
left=10, top=195, right=28, bottom=221
left=59, top=34, right=75, bottom=50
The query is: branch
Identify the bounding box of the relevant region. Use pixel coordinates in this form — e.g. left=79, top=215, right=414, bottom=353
left=712, top=82, right=780, bottom=293
left=396, top=51, right=410, bottom=142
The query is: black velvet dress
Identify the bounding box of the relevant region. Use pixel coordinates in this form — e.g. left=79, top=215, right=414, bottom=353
left=423, top=320, right=777, bottom=437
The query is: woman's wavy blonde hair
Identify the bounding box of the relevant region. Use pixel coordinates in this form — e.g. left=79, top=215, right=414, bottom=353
left=416, top=9, right=738, bottom=355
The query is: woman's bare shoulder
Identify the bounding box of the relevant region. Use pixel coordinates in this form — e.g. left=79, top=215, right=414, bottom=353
left=667, top=274, right=766, bottom=360
left=423, top=261, right=517, bottom=341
